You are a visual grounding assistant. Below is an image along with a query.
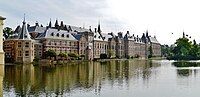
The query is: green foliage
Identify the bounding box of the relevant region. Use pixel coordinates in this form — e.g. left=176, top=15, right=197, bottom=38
left=134, top=54, right=140, bottom=58
left=3, top=27, right=14, bottom=39
left=100, top=54, right=107, bottom=59
left=45, top=50, right=57, bottom=59
left=107, top=49, right=113, bottom=58
left=68, top=52, right=79, bottom=58
left=167, top=37, right=200, bottom=60
left=59, top=52, right=68, bottom=58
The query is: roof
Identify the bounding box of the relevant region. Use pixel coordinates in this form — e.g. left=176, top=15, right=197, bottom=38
left=70, top=26, right=90, bottom=32
left=148, top=36, right=160, bottom=44
left=73, top=34, right=82, bottom=40
left=28, top=26, right=46, bottom=33
left=0, top=16, right=6, bottom=20
left=36, top=28, right=77, bottom=41
left=7, top=19, right=32, bottom=40
left=94, top=32, right=103, bottom=41
left=101, top=33, right=113, bottom=41
left=124, top=32, right=135, bottom=41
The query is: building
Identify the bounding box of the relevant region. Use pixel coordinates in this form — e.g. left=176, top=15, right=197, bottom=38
left=0, top=16, right=5, bottom=65
left=4, top=18, right=162, bottom=63
left=4, top=17, right=34, bottom=63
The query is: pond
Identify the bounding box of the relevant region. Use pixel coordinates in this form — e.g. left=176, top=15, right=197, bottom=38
left=2, top=60, right=200, bottom=97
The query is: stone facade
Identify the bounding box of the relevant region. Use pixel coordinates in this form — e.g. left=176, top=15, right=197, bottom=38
left=4, top=18, right=34, bottom=63
left=0, top=16, right=5, bottom=65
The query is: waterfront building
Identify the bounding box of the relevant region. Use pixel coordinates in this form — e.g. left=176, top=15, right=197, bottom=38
left=4, top=17, right=34, bottom=63
left=3, top=18, right=161, bottom=63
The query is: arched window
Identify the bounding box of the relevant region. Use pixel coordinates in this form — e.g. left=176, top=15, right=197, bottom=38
left=56, top=33, right=59, bottom=37
left=61, top=34, right=64, bottom=37
left=51, top=32, right=54, bottom=36
left=66, top=34, right=69, bottom=38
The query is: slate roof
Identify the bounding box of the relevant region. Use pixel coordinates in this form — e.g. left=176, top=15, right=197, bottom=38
left=70, top=26, right=90, bottom=32
left=101, top=33, right=113, bottom=41
left=7, top=19, right=32, bottom=40
left=124, top=32, right=135, bottom=41
left=94, top=32, right=103, bottom=41
left=73, top=34, right=82, bottom=40
left=148, top=36, right=160, bottom=44
left=28, top=26, right=46, bottom=33
left=36, top=28, right=77, bottom=41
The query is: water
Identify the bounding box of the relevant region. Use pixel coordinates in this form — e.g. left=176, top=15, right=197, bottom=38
left=2, top=60, right=200, bottom=97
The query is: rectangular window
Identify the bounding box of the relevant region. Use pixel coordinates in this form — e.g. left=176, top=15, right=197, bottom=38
left=25, top=42, right=29, bottom=47
left=18, top=42, right=21, bottom=47
left=18, top=51, right=22, bottom=57
left=25, top=51, right=29, bottom=56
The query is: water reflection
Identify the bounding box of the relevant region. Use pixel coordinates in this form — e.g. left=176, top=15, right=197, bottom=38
left=173, top=62, right=200, bottom=77
left=3, top=60, right=160, bottom=96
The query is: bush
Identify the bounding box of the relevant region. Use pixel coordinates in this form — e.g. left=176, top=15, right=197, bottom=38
left=135, top=54, right=140, bottom=58
left=100, top=54, right=107, bottom=59
left=68, top=52, right=79, bottom=58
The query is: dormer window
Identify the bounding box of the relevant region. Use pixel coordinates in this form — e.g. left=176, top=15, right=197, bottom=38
left=51, top=32, right=54, bottom=36
left=66, top=34, right=69, bottom=38
left=98, top=36, right=101, bottom=39
left=56, top=33, right=59, bottom=37
left=61, top=34, right=64, bottom=37
left=94, top=35, right=96, bottom=38
left=24, top=34, right=27, bottom=38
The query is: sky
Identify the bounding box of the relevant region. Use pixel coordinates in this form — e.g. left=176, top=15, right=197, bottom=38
left=1, top=0, right=200, bottom=45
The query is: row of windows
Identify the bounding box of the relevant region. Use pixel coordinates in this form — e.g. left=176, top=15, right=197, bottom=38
left=18, top=42, right=33, bottom=48
left=48, top=40, right=77, bottom=46
left=51, top=33, right=70, bottom=38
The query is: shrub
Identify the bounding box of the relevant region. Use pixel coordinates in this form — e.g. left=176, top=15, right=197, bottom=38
left=100, top=54, right=107, bottom=59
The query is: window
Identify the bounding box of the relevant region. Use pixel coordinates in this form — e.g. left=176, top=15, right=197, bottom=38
left=60, top=41, right=62, bottom=46
left=57, top=33, right=59, bottom=37
left=66, top=34, right=69, bottom=38
left=18, top=51, right=22, bottom=57
left=62, top=34, right=64, bottom=37
left=69, top=42, right=71, bottom=46
left=51, top=32, right=54, bottom=36
left=25, top=42, right=29, bottom=47
left=54, top=41, right=57, bottom=45
left=25, top=51, right=29, bottom=56
left=18, top=42, right=21, bottom=47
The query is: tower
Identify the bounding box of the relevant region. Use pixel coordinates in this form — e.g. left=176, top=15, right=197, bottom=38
left=0, top=16, right=5, bottom=65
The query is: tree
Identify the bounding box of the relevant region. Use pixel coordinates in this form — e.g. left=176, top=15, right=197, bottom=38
left=45, top=50, right=57, bottom=60
left=107, top=49, right=113, bottom=58
left=59, top=52, right=68, bottom=62
left=68, top=52, right=79, bottom=59
left=167, top=37, right=200, bottom=60
left=3, top=27, right=14, bottom=39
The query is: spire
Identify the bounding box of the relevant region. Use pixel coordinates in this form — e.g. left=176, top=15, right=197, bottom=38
left=183, top=31, right=185, bottom=38
left=145, top=30, right=148, bottom=37
left=23, top=13, right=26, bottom=24
left=97, top=20, right=101, bottom=33
left=49, top=18, right=52, bottom=28
left=18, top=15, right=31, bottom=40
left=55, top=19, right=59, bottom=29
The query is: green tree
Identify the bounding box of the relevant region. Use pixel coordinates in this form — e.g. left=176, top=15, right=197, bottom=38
left=68, top=52, right=79, bottom=59
left=107, top=49, right=113, bottom=58
left=167, top=37, right=200, bottom=60
left=45, top=50, right=57, bottom=60
left=59, top=52, right=68, bottom=62
left=3, top=27, right=14, bottom=39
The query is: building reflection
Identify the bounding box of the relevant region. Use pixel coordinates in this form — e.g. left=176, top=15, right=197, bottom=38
left=3, top=60, right=160, bottom=96
left=0, top=65, right=4, bottom=97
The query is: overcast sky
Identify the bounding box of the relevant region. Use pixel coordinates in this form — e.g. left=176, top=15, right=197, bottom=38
left=1, top=0, right=200, bottom=45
